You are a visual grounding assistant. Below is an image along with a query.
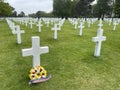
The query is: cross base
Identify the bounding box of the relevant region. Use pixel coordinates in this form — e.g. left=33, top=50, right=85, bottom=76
left=29, top=75, right=51, bottom=85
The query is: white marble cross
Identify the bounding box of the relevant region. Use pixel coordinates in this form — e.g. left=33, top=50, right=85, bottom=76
left=14, top=25, right=25, bottom=44
left=37, top=20, right=42, bottom=32
left=51, top=24, right=60, bottom=39
left=78, top=22, right=84, bottom=36
left=109, top=19, right=112, bottom=26
left=92, top=29, right=106, bottom=57
left=12, top=25, right=18, bottom=34
left=98, top=19, right=103, bottom=29
left=113, top=21, right=117, bottom=30
left=22, top=36, right=49, bottom=68
left=87, top=19, right=91, bottom=27
left=74, top=21, right=78, bottom=29
left=29, top=20, right=34, bottom=29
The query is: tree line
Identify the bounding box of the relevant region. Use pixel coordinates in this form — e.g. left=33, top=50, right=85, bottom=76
left=53, top=0, right=120, bottom=19
left=0, top=0, right=120, bottom=18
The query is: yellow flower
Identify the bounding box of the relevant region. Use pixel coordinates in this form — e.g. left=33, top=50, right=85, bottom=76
left=41, top=70, right=47, bottom=78
left=29, top=74, right=37, bottom=80
left=29, top=66, right=47, bottom=80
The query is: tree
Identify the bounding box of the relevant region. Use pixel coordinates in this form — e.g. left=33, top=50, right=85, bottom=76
left=93, top=0, right=113, bottom=19
left=11, top=11, right=17, bottom=17
left=75, top=0, right=94, bottom=17
left=18, top=11, right=25, bottom=17
left=0, top=0, right=4, bottom=2
left=28, top=13, right=36, bottom=17
left=53, top=0, right=77, bottom=18
left=36, top=11, right=53, bottom=18
left=36, top=11, right=43, bottom=18
left=114, top=0, right=120, bottom=17
left=0, top=2, right=14, bottom=17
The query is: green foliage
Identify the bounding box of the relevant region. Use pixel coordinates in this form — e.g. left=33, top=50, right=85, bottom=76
left=11, top=11, right=17, bottom=17
left=0, top=2, right=14, bottom=17
left=114, top=0, right=120, bottom=17
left=53, top=0, right=76, bottom=18
left=0, top=0, right=4, bottom=2
left=53, top=0, right=96, bottom=18
left=75, top=0, right=94, bottom=17
left=18, top=11, right=25, bottom=17
left=28, top=11, right=53, bottom=18
left=93, top=0, right=113, bottom=19
left=36, top=11, right=53, bottom=18
left=0, top=19, right=120, bottom=90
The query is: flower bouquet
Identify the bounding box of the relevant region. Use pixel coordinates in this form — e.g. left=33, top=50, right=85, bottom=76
left=29, top=66, right=51, bottom=84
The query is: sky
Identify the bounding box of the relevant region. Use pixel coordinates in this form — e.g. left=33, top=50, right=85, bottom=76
left=5, top=0, right=53, bottom=15
left=5, top=0, right=97, bottom=15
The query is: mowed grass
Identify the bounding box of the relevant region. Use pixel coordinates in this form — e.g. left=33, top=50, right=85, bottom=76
left=0, top=19, right=120, bottom=90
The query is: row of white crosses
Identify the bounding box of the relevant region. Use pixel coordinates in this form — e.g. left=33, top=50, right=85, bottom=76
left=13, top=18, right=43, bottom=32
left=12, top=18, right=65, bottom=39
left=6, top=18, right=25, bottom=44
left=21, top=20, right=106, bottom=69
left=68, top=18, right=97, bottom=30
left=6, top=19, right=17, bottom=34
left=92, top=19, right=106, bottom=57
left=104, top=18, right=119, bottom=31
left=21, top=20, right=107, bottom=70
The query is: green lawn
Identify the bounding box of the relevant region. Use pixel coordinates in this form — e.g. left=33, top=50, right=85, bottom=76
left=0, top=19, right=120, bottom=90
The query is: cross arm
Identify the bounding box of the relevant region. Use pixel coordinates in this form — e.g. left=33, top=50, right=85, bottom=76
left=92, top=37, right=98, bottom=42
left=92, top=36, right=106, bottom=42
left=21, top=30, right=25, bottom=33
left=22, top=48, right=33, bottom=57
left=39, top=46, right=49, bottom=54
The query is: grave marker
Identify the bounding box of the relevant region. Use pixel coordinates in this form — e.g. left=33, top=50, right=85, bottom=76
left=74, top=21, right=78, bottom=29
left=14, top=25, right=25, bottom=44
left=98, top=19, right=103, bottom=29
left=78, top=22, right=84, bottom=36
left=87, top=19, right=91, bottom=27
left=51, top=24, right=60, bottom=39
left=37, top=20, right=42, bottom=32
left=22, top=36, right=49, bottom=68
left=29, top=20, right=34, bottom=29
left=113, top=21, right=117, bottom=30
left=92, top=29, right=106, bottom=57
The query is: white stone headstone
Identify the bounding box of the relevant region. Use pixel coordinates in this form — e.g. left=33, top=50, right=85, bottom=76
left=12, top=25, right=18, bottom=34
left=14, top=25, right=25, bottom=44
left=74, top=21, right=78, bottom=29
left=22, top=36, right=49, bottom=68
left=29, top=20, right=34, bottom=29
left=109, top=19, right=112, bottom=26
left=51, top=24, right=60, bottom=39
left=92, top=29, right=106, bottom=57
left=98, top=19, right=103, bottom=29
left=37, top=20, right=42, bottom=32
left=113, top=21, right=117, bottom=30
left=78, top=22, right=84, bottom=36
left=87, top=19, right=91, bottom=27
